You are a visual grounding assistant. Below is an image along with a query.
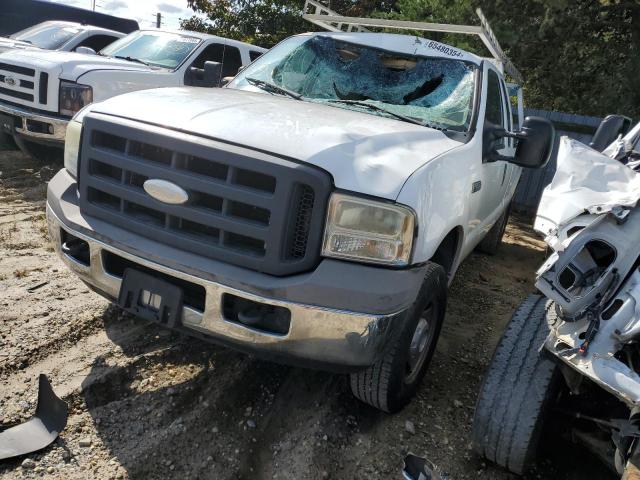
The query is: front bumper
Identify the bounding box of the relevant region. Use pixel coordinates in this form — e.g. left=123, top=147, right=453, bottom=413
left=47, top=169, right=422, bottom=371
left=0, top=102, right=67, bottom=144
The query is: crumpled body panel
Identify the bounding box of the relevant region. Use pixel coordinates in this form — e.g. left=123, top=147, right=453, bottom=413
left=534, top=137, right=640, bottom=237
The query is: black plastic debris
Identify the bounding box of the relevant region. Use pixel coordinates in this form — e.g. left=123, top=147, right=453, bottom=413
left=0, top=374, right=68, bottom=460
left=402, top=454, right=446, bottom=480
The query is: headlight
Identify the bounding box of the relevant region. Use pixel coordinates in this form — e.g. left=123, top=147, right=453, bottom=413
left=322, top=193, right=415, bottom=266
left=59, top=81, right=93, bottom=117
left=64, top=120, right=82, bottom=179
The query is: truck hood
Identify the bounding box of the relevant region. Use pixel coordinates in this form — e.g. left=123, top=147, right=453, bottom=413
left=0, top=48, right=155, bottom=80
left=0, top=37, right=37, bottom=53
left=89, top=87, right=463, bottom=199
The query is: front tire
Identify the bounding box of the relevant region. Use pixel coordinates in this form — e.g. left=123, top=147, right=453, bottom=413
left=349, top=262, right=447, bottom=413
left=472, top=294, right=559, bottom=475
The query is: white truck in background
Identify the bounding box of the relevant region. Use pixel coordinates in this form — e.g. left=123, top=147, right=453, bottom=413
left=0, top=21, right=125, bottom=54
left=0, top=29, right=266, bottom=158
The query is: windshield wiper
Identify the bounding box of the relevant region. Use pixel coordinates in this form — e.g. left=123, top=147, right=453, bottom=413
left=245, top=77, right=302, bottom=100
left=113, top=55, right=151, bottom=66
left=325, top=99, right=437, bottom=128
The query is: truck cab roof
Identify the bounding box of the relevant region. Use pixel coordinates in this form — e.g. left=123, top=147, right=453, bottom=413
left=141, top=28, right=267, bottom=53
left=294, top=31, right=484, bottom=66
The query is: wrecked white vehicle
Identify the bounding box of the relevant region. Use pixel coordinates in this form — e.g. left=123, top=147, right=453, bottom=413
left=473, top=118, right=640, bottom=477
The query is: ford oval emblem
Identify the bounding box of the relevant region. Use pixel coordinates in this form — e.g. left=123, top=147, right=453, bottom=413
left=4, top=76, right=16, bottom=87
left=143, top=179, right=189, bottom=205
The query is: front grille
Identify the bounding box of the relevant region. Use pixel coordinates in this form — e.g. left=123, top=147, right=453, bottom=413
left=0, top=62, right=46, bottom=106
left=79, top=114, right=332, bottom=276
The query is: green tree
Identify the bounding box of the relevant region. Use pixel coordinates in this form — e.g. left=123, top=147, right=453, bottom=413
left=380, top=0, right=640, bottom=118
left=181, top=0, right=397, bottom=47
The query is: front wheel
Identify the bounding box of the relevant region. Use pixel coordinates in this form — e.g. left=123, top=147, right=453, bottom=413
left=349, top=262, right=447, bottom=413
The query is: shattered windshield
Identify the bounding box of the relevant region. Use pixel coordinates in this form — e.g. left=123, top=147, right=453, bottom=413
left=230, top=35, right=477, bottom=131
left=10, top=23, right=81, bottom=50
left=100, top=31, right=201, bottom=69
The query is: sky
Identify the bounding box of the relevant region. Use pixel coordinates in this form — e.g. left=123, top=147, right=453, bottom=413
left=44, top=0, right=204, bottom=30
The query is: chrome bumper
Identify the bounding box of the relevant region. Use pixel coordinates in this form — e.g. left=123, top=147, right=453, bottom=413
left=46, top=204, right=403, bottom=370
left=0, top=102, right=67, bottom=142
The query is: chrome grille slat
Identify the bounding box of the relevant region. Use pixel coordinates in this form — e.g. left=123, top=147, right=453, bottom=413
left=89, top=146, right=277, bottom=206
left=0, top=62, right=46, bottom=106
left=78, top=114, right=331, bottom=276
left=85, top=175, right=270, bottom=240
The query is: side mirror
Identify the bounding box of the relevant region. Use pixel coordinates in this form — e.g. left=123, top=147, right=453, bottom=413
left=75, top=46, right=96, bottom=55
left=589, top=114, right=632, bottom=152
left=509, top=116, right=555, bottom=169
left=487, top=116, right=555, bottom=168
left=202, top=61, right=222, bottom=88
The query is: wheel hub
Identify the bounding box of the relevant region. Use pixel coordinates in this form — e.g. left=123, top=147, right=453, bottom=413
left=406, top=306, right=434, bottom=383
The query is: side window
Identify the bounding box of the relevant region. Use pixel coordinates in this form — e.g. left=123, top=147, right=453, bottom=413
left=77, top=34, right=120, bottom=52
left=485, top=69, right=506, bottom=149
left=249, top=50, right=263, bottom=62
left=222, top=46, right=243, bottom=77
left=189, top=43, right=225, bottom=70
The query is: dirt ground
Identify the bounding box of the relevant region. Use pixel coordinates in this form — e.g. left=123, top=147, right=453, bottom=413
left=0, top=149, right=615, bottom=480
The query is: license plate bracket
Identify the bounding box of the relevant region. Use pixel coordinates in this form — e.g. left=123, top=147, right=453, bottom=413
left=117, top=268, right=183, bottom=327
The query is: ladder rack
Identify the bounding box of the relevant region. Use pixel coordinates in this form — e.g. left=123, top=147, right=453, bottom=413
left=303, top=0, right=523, bottom=85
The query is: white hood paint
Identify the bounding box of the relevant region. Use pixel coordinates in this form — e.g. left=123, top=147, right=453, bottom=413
left=535, top=136, right=640, bottom=236
left=0, top=48, right=154, bottom=81
left=89, top=87, right=463, bottom=200
left=0, top=38, right=35, bottom=53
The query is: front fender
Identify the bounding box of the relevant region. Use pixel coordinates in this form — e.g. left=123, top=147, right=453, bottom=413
left=396, top=141, right=477, bottom=265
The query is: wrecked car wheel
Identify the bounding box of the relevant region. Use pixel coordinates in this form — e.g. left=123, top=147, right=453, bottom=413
left=472, top=294, right=559, bottom=475
left=477, top=205, right=510, bottom=255
left=350, top=262, right=446, bottom=413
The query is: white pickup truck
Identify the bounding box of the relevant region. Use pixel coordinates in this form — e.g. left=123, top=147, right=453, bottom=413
left=0, top=21, right=125, bottom=54
left=47, top=8, right=554, bottom=412
left=0, top=29, right=265, bottom=158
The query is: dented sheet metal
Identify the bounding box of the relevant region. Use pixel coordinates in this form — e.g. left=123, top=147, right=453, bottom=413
left=534, top=137, right=640, bottom=237
left=0, top=375, right=67, bottom=460
left=533, top=129, right=640, bottom=407
left=545, top=267, right=640, bottom=406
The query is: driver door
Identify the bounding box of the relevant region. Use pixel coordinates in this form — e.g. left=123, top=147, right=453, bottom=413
left=476, top=67, right=511, bottom=229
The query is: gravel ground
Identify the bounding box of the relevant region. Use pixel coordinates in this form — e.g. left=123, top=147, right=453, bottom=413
left=0, top=148, right=615, bottom=479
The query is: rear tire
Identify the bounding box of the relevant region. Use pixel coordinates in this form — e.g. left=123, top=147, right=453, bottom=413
left=349, top=262, right=447, bottom=413
left=477, top=205, right=510, bottom=255
left=472, top=294, right=558, bottom=475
